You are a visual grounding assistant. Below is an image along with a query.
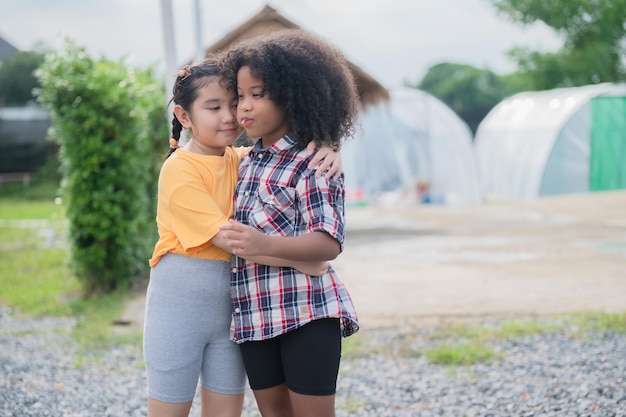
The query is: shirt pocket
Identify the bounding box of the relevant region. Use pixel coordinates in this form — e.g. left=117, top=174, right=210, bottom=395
left=250, top=184, right=296, bottom=235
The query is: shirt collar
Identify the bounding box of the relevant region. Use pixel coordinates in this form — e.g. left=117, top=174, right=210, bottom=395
left=250, top=134, right=298, bottom=155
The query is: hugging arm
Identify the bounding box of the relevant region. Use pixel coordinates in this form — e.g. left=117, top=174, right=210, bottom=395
left=211, top=231, right=329, bottom=276
left=218, top=220, right=341, bottom=261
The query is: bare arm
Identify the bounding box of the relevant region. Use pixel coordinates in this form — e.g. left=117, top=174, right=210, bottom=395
left=211, top=229, right=329, bottom=276
left=218, top=220, right=341, bottom=261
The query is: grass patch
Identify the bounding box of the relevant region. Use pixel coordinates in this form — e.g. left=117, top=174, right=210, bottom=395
left=336, top=395, right=365, bottom=414
left=571, top=311, right=626, bottom=334
left=496, top=319, right=560, bottom=339
left=341, top=332, right=366, bottom=358
left=423, top=343, right=498, bottom=366
left=0, top=202, right=76, bottom=316
left=70, top=291, right=138, bottom=351
left=0, top=177, right=60, bottom=201
left=0, top=198, right=140, bottom=351
left=429, top=318, right=561, bottom=343
left=419, top=314, right=624, bottom=366
left=0, top=198, right=64, bottom=220
left=0, top=244, right=80, bottom=316
left=416, top=317, right=577, bottom=367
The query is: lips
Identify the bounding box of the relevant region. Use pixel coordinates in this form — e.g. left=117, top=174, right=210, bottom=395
left=241, top=118, right=253, bottom=127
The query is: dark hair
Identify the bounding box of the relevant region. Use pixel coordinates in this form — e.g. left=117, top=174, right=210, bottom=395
left=165, top=57, right=222, bottom=159
left=221, top=29, right=359, bottom=150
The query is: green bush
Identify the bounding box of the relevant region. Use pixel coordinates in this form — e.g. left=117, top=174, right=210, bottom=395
left=36, top=43, right=167, bottom=294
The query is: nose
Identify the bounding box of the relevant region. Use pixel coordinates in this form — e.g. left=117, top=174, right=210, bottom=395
left=222, top=107, right=235, bottom=123
left=238, top=96, right=251, bottom=112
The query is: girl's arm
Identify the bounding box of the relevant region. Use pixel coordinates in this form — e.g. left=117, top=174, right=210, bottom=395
left=211, top=230, right=329, bottom=276
left=218, top=220, right=341, bottom=261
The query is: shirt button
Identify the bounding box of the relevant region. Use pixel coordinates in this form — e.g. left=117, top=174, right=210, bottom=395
left=234, top=308, right=241, bottom=313
left=231, top=267, right=237, bottom=273
left=257, top=153, right=263, bottom=159
left=244, top=191, right=249, bottom=197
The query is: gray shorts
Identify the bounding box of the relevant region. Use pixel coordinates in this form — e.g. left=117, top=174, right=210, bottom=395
left=143, top=254, right=245, bottom=403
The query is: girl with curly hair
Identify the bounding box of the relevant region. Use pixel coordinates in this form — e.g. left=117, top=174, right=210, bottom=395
left=219, top=29, right=360, bottom=417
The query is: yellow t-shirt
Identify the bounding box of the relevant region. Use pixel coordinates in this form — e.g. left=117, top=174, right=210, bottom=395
left=149, top=146, right=248, bottom=267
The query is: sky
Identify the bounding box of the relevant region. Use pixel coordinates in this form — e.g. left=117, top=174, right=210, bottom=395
left=0, top=0, right=563, bottom=87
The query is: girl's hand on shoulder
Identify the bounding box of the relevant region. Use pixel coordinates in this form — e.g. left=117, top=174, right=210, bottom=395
left=306, top=142, right=342, bottom=180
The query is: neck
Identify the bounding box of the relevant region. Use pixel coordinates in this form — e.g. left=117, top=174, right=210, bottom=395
left=261, top=131, right=288, bottom=149
left=184, top=140, right=226, bottom=156
left=261, top=138, right=275, bottom=149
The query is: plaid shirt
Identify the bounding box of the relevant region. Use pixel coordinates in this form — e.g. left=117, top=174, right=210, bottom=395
left=230, top=135, right=359, bottom=343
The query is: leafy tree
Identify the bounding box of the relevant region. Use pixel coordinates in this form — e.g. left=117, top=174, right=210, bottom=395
left=416, top=63, right=509, bottom=134
left=490, top=0, right=626, bottom=89
left=36, top=43, right=167, bottom=294
left=0, top=50, right=46, bottom=106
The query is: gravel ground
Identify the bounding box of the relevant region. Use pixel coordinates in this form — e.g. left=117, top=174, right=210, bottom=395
left=1, top=308, right=625, bottom=417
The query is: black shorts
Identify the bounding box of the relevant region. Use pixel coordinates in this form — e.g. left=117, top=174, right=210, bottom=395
left=239, top=318, right=342, bottom=396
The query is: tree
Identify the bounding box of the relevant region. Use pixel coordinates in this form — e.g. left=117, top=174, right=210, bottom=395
left=490, top=0, right=626, bottom=89
left=416, top=63, right=509, bottom=134
left=37, top=43, right=167, bottom=294
left=0, top=50, right=46, bottom=106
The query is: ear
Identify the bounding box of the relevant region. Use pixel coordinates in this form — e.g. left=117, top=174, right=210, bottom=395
left=173, top=104, right=192, bottom=129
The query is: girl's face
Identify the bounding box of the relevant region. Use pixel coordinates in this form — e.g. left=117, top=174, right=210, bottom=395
left=176, top=76, right=241, bottom=156
left=236, top=66, right=289, bottom=147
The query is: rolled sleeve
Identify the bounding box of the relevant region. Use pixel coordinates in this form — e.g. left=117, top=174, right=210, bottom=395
left=296, top=169, right=346, bottom=251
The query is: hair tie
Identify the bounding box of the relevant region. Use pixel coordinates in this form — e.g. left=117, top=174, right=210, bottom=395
left=177, top=65, right=192, bottom=80
left=169, top=137, right=179, bottom=149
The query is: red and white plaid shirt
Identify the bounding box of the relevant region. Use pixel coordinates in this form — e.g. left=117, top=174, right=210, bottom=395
left=230, top=135, right=359, bottom=343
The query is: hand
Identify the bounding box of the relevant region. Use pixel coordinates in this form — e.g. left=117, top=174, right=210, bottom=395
left=218, top=220, right=269, bottom=257
left=306, top=142, right=342, bottom=180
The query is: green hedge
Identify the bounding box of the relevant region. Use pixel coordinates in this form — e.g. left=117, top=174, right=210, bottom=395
left=36, top=44, right=167, bottom=294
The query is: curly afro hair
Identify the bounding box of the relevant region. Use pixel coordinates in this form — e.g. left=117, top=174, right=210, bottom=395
left=221, top=29, right=359, bottom=150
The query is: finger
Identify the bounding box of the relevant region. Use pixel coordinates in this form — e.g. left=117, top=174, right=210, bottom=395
left=308, top=154, right=324, bottom=170
left=326, top=162, right=342, bottom=180
left=228, top=224, right=249, bottom=234
left=316, top=157, right=333, bottom=175
left=305, top=141, right=316, bottom=157
left=221, top=222, right=246, bottom=233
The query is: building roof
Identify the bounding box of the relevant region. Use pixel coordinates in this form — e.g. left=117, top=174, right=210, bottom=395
left=204, top=5, right=389, bottom=107
left=0, top=34, right=18, bottom=61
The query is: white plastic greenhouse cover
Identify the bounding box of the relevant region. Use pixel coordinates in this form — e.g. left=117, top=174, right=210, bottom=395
left=475, top=83, right=626, bottom=201
left=342, top=86, right=481, bottom=205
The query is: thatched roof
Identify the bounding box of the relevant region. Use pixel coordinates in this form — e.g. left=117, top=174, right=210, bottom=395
left=204, top=5, right=389, bottom=107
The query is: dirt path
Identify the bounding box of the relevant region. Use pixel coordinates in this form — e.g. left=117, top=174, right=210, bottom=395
left=337, top=191, right=626, bottom=327
left=119, top=191, right=626, bottom=331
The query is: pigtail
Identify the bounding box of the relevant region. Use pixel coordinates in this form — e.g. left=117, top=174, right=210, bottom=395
left=164, top=116, right=183, bottom=160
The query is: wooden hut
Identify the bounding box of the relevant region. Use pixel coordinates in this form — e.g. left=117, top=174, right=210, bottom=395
left=204, top=5, right=389, bottom=108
